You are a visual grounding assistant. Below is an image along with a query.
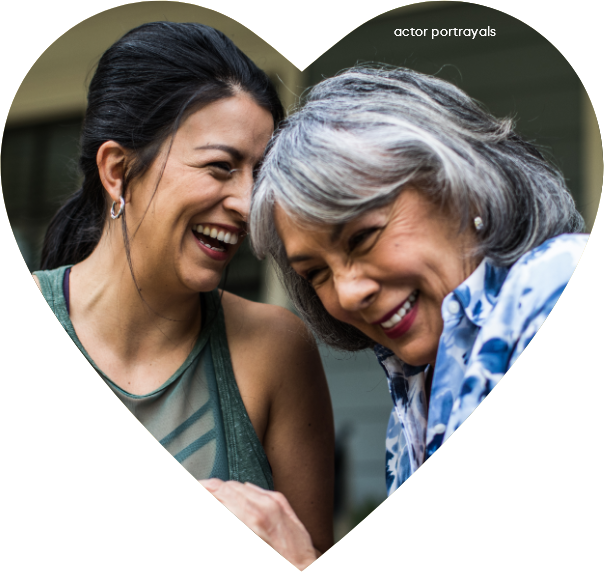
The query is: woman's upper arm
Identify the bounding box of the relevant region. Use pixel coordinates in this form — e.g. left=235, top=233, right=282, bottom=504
left=223, top=297, right=335, bottom=553
left=261, top=313, right=335, bottom=553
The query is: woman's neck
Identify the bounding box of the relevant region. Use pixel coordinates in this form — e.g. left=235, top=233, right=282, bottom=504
left=67, top=235, right=203, bottom=374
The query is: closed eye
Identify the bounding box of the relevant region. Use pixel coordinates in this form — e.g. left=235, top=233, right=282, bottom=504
left=208, top=161, right=233, bottom=173
left=348, top=227, right=382, bottom=253
left=302, top=266, right=329, bottom=286
left=205, top=161, right=238, bottom=181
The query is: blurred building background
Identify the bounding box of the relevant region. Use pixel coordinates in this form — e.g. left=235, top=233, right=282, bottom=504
left=1, top=1, right=601, bottom=539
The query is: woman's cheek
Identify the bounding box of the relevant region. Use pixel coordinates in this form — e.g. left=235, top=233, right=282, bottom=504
left=319, top=288, right=348, bottom=324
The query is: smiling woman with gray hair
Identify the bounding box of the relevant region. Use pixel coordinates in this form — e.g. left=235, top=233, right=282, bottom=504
left=250, top=65, right=586, bottom=499
left=205, top=66, right=587, bottom=569
left=256, top=70, right=583, bottom=269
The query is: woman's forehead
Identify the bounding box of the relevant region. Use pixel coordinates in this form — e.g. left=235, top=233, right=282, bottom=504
left=272, top=188, right=451, bottom=254
left=274, top=203, right=320, bottom=232
left=273, top=203, right=340, bottom=253
left=272, top=191, right=406, bottom=236
left=274, top=202, right=351, bottom=232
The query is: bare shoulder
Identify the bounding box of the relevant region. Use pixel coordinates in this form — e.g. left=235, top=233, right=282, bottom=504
left=32, top=274, right=41, bottom=291
left=220, top=291, right=326, bottom=440
left=220, top=291, right=315, bottom=354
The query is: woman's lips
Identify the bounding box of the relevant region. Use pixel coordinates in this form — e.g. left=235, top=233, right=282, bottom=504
left=193, top=223, right=242, bottom=245
left=374, top=290, right=418, bottom=326
left=382, top=299, right=419, bottom=339
left=192, top=229, right=229, bottom=261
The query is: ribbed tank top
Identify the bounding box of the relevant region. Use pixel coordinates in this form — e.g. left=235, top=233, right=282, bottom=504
left=34, top=266, right=273, bottom=489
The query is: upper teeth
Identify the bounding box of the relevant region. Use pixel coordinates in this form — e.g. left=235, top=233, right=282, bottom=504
left=195, top=225, right=239, bottom=245
left=380, top=291, right=418, bottom=329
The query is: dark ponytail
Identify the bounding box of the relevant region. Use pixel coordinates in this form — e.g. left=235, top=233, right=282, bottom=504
left=40, top=21, right=283, bottom=270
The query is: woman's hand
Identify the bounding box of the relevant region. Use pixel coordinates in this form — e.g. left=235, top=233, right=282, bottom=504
left=200, top=479, right=318, bottom=570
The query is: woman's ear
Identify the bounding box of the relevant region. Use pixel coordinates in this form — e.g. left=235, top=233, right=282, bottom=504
left=97, top=141, right=128, bottom=204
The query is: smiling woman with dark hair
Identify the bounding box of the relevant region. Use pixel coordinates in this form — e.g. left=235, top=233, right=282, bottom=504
left=31, top=21, right=334, bottom=559
left=208, top=65, right=587, bottom=567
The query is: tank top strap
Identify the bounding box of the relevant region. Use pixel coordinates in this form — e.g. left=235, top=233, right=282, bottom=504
left=203, top=290, right=274, bottom=489
left=34, top=265, right=71, bottom=326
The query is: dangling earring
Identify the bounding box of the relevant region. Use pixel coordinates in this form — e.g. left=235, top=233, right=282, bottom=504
left=111, top=196, right=125, bottom=220
left=473, top=216, right=484, bottom=232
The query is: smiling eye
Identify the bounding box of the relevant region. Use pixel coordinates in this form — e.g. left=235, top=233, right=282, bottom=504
left=302, top=267, right=328, bottom=286
left=348, top=227, right=381, bottom=252
left=208, top=161, right=233, bottom=173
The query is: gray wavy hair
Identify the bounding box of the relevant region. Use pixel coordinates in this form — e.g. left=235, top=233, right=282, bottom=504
left=250, top=66, right=584, bottom=351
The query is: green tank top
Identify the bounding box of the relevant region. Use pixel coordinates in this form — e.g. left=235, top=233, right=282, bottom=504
left=34, top=265, right=273, bottom=489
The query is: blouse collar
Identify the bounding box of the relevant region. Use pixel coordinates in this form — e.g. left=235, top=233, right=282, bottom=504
left=375, top=258, right=510, bottom=361
left=450, top=258, right=509, bottom=328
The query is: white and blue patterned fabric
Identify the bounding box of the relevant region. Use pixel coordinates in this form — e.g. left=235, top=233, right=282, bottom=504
left=377, top=233, right=588, bottom=496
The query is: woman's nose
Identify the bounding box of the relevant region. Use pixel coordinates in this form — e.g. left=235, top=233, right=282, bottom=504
left=223, top=169, right=254, bottom=221
left=333, top=269, right=379, bottom=313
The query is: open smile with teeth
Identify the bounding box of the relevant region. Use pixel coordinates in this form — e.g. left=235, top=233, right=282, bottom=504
left=380, top=290, right=419, bottom=329
left=193, top=224, right=240, bottom=252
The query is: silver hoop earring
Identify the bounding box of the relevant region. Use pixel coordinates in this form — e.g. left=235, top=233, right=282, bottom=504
left=111, top=196, right=125, bottom=220
left=473, top=216, right=484, bottom=232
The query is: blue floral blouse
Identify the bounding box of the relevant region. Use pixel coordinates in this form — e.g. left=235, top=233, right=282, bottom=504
left=376, top=233, right=588, bottom=495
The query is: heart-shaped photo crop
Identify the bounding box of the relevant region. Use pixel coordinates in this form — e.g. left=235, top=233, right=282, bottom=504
left=1, top=1, right=602, bottom=571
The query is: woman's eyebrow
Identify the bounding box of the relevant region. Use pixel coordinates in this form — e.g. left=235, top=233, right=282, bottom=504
left=194, top=143, right=243, bottom=162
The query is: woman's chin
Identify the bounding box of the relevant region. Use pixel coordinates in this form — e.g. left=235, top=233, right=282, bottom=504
left=391, top=340, right=437, bottom=368
left=179, top=267, right=224, bottom=294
